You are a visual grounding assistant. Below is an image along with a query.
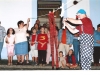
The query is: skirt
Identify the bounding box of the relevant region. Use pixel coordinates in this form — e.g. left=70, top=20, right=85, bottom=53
left=15, top=41, right=28, bottom=55
left=7, top=44, right=14, bottom=56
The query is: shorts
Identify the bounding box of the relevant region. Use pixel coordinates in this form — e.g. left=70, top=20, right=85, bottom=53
left=30, top=45, right=38, bottom=57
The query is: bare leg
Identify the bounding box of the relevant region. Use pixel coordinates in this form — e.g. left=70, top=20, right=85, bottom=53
left=8, top=56, right=10, bottom=65
left=32, top=57, right=35, bottom=62
left=21, top=55, right=24, bottom=63
left=35, top=57, right=37, bottom=63
left=10, top=56, right=13, bottom=65
left=17, top=55, right=21, bottom=62
left=26, top=54, right=29, bottom=63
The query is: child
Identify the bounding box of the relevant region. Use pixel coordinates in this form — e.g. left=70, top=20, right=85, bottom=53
left=66, top=49, right=78, bottom=69
left=37, top=26, right=48, bottom=66
left=30, top=27, right=38, bottom=65
left=5, top=28, right=15, bottom=65
left=59, top=51, right=66, bottom=68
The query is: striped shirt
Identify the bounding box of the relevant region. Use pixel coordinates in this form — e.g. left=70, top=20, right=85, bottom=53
left=0, top=26, right=6, bottom=42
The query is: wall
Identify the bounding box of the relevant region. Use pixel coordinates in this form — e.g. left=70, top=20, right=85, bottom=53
left=0, top=0, right=37, bottom=59
left=90, top=0, right=100, bottom=30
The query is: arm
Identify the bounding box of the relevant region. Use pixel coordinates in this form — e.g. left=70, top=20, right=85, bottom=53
left=64, top=22, right=79, bottom=34
left=72, top=55, right=76, bottom=65
left=66, top=18, right=82, bottom=25
left=5, top=37, right=9, bottom=44
left=25, top=18, right=30, bottom=29
left=2, top=27, right=6, bottom=38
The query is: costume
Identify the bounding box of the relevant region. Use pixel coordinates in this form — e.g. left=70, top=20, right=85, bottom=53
left=78, top=17, right=94, bottom=70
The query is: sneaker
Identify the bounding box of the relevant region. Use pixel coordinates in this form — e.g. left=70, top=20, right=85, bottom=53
left=34, top=62, right=37, bottom=66
left=16, top=62, right=21, bottom=65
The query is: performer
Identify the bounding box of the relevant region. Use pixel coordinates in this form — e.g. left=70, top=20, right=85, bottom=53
left=63, top=9, right=94, bottom=70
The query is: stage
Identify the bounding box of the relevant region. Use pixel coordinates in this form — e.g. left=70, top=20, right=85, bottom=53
left=0, top=60, right=99, bottom=70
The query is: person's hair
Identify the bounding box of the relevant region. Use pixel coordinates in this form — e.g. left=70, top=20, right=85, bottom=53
left=59, top=51, right=63, bottom=54
left=40, top=26, right=45, bottom=33
left=68, top=49, right=74, bottom=55
left=33, top=23, right=39, bottom=29
left=97, top=24, right=100, bottom=28
left=40, top=26, right=45, bottom=29
left=7, top=28, right=15, bottom=35
left=17, top=20, right=24, bottom=27
left=31, top=27, right=36, bottom=33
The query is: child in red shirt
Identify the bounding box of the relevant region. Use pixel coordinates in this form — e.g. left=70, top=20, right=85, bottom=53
left=30, top=27, right=38, bottom=65
left=37, top=26, right=48, bottom=66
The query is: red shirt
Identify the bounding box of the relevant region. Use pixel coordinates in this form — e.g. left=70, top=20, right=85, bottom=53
left=37, top=34, right=48, bottom=50
left=66, top=55, right=76, bottom=65
left=77, top=17, right=94, bottom=35
left=61, top=30, right=66, bottom=44
left=31, top=34, right=36, bottom=46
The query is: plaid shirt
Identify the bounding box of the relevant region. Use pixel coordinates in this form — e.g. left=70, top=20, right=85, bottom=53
left=0, top=26, right=6, bottom=42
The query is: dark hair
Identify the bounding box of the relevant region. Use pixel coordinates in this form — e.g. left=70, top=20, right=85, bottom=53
left=33, top=23, right=39, bottom=29
left=68, top=49, right=74, bottom=55
left=31, top=27, right=36, bottom=32
left=17, top=20, right=24, bottom=27
left=97, top=24, right=100, bottom=28
left=7, top=28, right=15, bottom=35
left=40, top=26, right=45, bottom=29
left=59, top=51, right=63, bottom=54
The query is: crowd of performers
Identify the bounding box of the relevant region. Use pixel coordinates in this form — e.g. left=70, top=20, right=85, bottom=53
left=0, top=9, right=100, bottom=70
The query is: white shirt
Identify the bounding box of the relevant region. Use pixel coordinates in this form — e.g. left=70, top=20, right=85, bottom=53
left=14, top=27, right=27, bottom=44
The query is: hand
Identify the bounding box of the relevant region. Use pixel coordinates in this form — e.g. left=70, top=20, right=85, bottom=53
left=13, top=41, right=15, bottom=44
left=69, top=44, right=72, bottom=47
left=6, top=41, right=9, bottom=44
left=96, top=40, right=100, bottom=44
left=27, top=18, right=30, bottom=22
left=31, top=42, right=35, bottom=45
left=41, top=42, right=45, bottom=47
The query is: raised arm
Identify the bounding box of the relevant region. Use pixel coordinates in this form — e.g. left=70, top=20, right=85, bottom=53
left=26, top=18, right=30, bottom=29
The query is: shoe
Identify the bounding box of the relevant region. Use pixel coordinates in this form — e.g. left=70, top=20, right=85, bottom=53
left=43, top=64, right=45, bottom=66
left=16, top=62, right=21, bottom=65
left=34, top=62, right=37, bottom=66
left=20, top=62, right=24, bottom=65
left=94, top=63, right=98, bottom=66
left=26, top=61, right=29, bottom=64
left=39, top=64, right=42, bottom=66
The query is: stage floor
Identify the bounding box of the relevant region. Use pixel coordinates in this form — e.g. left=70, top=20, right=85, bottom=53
left=0, top=60, right=100, bottom=70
